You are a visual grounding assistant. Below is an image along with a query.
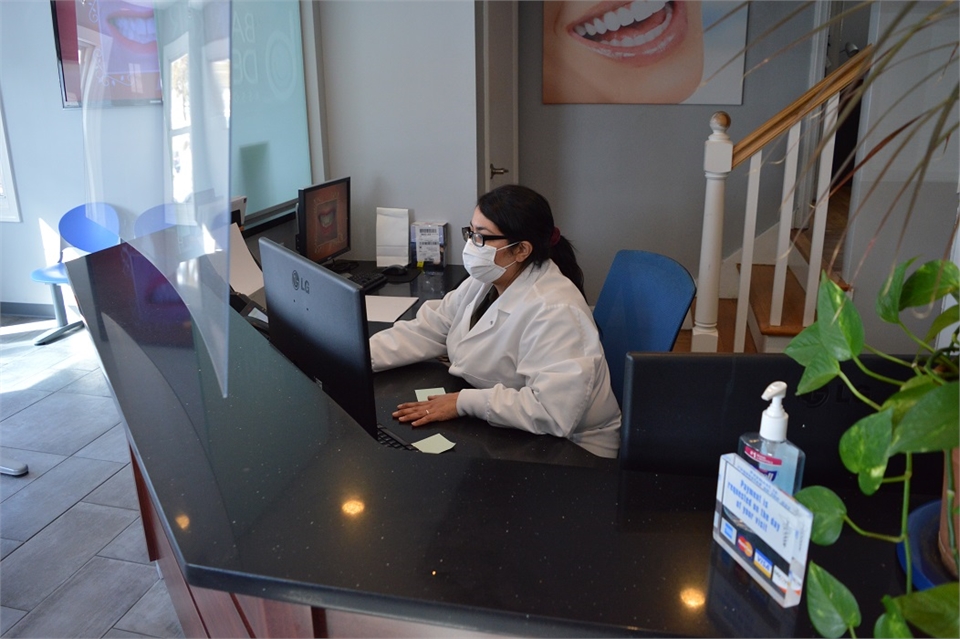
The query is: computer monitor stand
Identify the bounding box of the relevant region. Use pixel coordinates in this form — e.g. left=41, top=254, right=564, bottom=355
left=325, top=258, right=359, bottom=273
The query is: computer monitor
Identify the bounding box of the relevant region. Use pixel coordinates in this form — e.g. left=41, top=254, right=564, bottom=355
left=296, top=176, right=354, bottom=272
left=258, top=237, right=379, bottom=439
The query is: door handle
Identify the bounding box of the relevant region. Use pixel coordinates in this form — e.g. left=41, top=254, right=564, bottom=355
left=489, top=164, right=510, bottom=179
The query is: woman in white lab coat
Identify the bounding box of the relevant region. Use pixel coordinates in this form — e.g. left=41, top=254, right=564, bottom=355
left=369, top=185, right=621, bottom=458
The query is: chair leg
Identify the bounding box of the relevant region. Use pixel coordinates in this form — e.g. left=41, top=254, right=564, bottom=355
left=34, top=283, right=83, bottom=346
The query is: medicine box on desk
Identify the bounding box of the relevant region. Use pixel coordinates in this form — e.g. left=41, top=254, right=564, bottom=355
left=410, top=222, right=447, bottom=272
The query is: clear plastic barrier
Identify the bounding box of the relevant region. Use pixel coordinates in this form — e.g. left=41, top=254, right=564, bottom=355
left=77, top=0, right=232, bottom=396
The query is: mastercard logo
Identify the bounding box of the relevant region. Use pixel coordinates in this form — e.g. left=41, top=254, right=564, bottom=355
left=737, top=536, right=754, bottom=558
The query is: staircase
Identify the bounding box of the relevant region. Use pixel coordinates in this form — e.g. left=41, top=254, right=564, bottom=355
left=673, top=299, right=756, bottom=353
left=690, top=47, right=872, bottom=353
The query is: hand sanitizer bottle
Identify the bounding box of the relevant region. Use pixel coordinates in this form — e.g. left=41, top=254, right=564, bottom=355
left=737, top=381, right=806, bottom=495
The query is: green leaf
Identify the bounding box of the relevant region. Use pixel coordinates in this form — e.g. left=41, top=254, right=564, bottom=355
left=890, top=381, right=960, bottom=454
left=924, top=304, right=959, bottom=344
left=875, top=595, right=914, bottom=638
left=900, top=260, right=960, bottom=310
left=878, top=258, right=916, bottom=324
left=786, top=323, right=828, bottom=368
left=894, top=582, right=960, bottom=638
left=806, top=561, right=861, bottom=638
left=838, top=411, right=893, bottom=495
left=815, top=272, right=864, bottom=360
left=797, top=351, right=843, bottom=395
left=795, top=486, right=847, bottom=545
left=882, top=376, right=941, bottom=424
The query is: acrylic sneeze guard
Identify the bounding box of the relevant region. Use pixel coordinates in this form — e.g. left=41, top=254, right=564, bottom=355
left=78, top=0, right=232, bottom=396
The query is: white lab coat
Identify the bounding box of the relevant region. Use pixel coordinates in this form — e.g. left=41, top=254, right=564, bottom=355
left=369, top=260, right=622, bottom=458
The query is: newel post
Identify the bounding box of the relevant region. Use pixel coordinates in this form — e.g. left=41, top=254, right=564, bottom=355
left=692, top=112, right=733, bottom=352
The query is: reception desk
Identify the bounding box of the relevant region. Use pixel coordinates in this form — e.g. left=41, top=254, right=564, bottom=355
left=66, top=240, right=930, bottom=637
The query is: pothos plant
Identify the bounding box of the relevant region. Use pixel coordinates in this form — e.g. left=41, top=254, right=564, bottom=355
left=783, top=259, right=959, bottom=638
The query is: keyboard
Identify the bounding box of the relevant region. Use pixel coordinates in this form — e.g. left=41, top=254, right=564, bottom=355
left=348, top=270, right=388, bottom=293
left=377, top=426, right=418, bottom=451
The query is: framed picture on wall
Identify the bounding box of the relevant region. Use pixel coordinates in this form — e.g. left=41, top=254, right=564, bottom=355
left=51, top=0, right=162, bottom=107
left=542, top=1, right=749, bottom=105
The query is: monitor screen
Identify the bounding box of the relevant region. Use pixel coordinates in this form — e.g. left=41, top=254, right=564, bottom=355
left=259, top=237, right=379, bottom=439
left=297, top=177, right=350, bottom=267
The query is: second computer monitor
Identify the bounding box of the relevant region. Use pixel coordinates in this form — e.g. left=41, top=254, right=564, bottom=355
left=297, top=176, right=350, bottom=268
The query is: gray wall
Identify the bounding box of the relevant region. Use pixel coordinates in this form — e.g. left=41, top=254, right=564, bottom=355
left=518, top=2, right=818, bottom=302
left=317, top=0, right=477, bottom=265
left=845, top=1, right=959, bottom=353
left=0, top=1, right=837, bottom=314
left=0, top=0, right=475, bottom=312
left=12, top=0, right=945, bottom=351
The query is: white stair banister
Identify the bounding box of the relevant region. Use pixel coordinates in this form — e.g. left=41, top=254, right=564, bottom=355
left=804, top=93, right=841, bottom=325
left=734, top=152, right=763, bottom=353
left=692, top=112, right=733, bottom=352
left=770, top=122, right=802, bottom=327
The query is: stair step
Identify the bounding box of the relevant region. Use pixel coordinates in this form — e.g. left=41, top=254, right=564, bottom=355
left=748, top=264, right=807, bottom=338
left=791, top=228, right=852, bottom=292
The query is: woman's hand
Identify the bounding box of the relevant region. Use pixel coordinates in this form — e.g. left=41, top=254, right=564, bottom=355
left=393, top=392, right=460, bottom=427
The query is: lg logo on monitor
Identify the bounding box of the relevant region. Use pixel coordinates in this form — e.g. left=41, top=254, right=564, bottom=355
left=292, top=270, right=309, bottom=294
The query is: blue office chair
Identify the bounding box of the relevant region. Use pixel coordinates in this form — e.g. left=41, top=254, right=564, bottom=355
left=593, top=250, right=696, bottom=406
left=29, top=203, right=120, bottom=345
left=134, top=203, right=176, bottom=238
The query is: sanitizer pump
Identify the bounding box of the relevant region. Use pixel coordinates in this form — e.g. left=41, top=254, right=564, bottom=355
left=737, top=382, right=806, bottom=495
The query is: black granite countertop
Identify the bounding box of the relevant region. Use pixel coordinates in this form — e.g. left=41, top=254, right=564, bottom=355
left=67, top=242, right=924, bottom=637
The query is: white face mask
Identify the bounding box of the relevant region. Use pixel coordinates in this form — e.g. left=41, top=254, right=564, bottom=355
left=462, top=241, right=518, bottom=284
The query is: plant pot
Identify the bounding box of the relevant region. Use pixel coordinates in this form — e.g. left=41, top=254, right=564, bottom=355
left=938, top=447, right=959, bottom=579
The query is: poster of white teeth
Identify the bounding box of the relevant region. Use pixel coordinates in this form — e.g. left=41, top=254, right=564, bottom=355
left=542, top=1, right=748, bottom=105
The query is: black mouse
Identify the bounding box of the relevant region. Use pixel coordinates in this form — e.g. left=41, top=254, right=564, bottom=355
left=382, top=265, right=408, bottom=276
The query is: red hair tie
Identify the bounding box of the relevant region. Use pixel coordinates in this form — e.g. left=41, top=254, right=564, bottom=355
left=550, top=227, right=561, bottom=247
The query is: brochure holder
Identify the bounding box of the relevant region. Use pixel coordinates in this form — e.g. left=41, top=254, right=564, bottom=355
left=713, top=453, right=813, bottom=608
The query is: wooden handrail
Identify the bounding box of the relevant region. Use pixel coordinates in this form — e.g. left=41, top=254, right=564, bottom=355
left=732, top=44, right=875, bottom=168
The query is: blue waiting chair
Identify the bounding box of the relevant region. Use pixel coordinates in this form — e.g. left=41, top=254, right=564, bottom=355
left=30, top=203, right=120, bottom=345
left=134, top=203, right=176, bottom=238
left=593, top=250, right=696, bottom=407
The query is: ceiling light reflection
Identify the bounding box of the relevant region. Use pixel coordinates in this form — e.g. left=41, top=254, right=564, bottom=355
left=341, top=499, right=365, bottom=517
left=680, top=587, right=705, bottom=609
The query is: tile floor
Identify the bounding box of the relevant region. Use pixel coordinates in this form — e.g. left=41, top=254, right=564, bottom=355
left=0, top=315, right=183, bottom=638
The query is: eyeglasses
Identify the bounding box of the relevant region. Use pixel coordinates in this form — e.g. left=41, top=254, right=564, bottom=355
left=462, top=227, right=510, bottom=247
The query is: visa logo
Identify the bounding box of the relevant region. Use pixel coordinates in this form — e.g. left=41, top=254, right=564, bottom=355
left=753, top=550, right=773, bottom=578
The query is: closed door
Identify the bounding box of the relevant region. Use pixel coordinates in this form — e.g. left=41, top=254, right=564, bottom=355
left=478, top=0, right=518, bottom=193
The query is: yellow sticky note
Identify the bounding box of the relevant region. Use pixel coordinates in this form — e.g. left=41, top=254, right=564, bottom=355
left=413, top=433, right=455, bottom=454
left=416, top=387, right=446, bottom=402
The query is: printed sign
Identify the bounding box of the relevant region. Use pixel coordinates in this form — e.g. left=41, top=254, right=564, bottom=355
left=713, top=453, right=813, bottom=608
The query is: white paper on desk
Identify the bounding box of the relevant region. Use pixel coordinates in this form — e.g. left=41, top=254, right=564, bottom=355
left=229, top=223, right=264, bottom=296
left=365, top=295, right=418, bottom=323
left=376, top=207, right=410, bottom=268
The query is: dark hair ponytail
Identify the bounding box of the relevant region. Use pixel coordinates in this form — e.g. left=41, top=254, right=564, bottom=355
left=476, top=185, right=585, bottom=297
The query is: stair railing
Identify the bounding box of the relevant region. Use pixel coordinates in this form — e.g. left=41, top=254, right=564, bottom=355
left=691, top=46, right=874, bottom=353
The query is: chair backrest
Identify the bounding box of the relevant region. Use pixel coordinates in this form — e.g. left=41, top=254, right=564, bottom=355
left=134, top=203, right=177, bottom=238
left=593, top=250, right=695, bottom=406
left=59, top=203, right=120, bottom=253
